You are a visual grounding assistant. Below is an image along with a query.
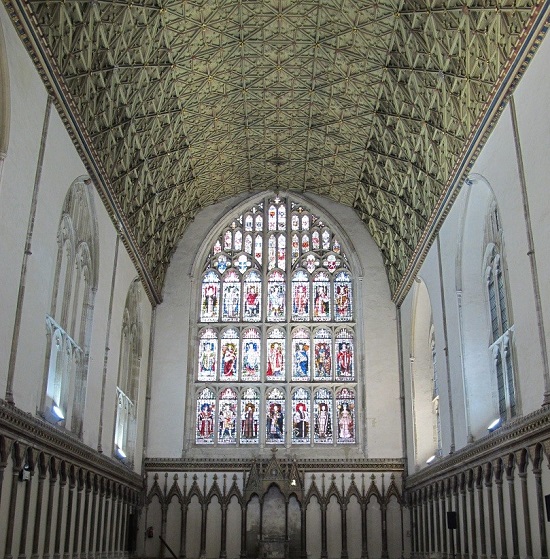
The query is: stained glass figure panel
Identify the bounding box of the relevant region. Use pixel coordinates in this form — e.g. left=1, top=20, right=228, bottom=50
left=241, top=387, right=260, bottom=443
left=335, top=272, right=352, bottom=321
left=314, top=388, right=333, bottom=443
left=267, top=271, right=285, bottom=321
left=198, top=329, right=217, bottom=381
left=243, top=271, right=261, bottom=321
left=313, top=272, right=331, bottom=321
left=266, top=387, right=285, bottom=444
left=292, top=328, right=310, bottom=381
left=336, top=388, right=355, bottom=443
left=196, top=388, right=216, bottom=444
left=201, top=271, right=220, bottom=322
left=292, top=387, right=311, bottom=444
left=335, top=328, right=354, bottom=381
left=266, top=328, right=285, bottom=381
left=241, top=328, right=261, bottom=381
left=292, top=271, right=309, bottom=321
left=314, top=329, right=332, bottom=381
left=218, top=388, right=238, bottom=444
left=220, top=329, right=239, bottom=381
left=196, top=196, right=357, bottom=447
left=222, top=270, right=241, bottom=321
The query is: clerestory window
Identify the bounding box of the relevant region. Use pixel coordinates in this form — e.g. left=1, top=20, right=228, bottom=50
left=194, top=196, right=357, bottom=446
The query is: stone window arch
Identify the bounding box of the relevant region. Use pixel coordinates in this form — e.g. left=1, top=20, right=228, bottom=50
left=43, top=177, right=98, bottom=436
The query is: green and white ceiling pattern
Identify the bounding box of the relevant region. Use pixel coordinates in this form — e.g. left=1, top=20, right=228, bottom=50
left=6, top=0, right=549, bottom=303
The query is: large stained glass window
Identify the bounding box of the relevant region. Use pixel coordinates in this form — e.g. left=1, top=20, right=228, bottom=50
left=194, top=196, right=357, bottom=446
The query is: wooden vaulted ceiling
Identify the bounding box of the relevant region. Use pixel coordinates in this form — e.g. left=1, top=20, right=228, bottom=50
left=6, top=0, right=548, bottom=303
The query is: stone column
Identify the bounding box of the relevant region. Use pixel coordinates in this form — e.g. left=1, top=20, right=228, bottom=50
left=467, top=471, right=477, bottom=559
left=31, top=458, right=48, bottom=559
left=320, top=501, right=328, bottom=559
left=341, top=501, right=349, bottom=559
left=240, top=500, right=247, bottom=559
left=43, top=460, right=59, bottom=559
left=63, top=469, right=76, bottom=559
left=4, top=444, right=23, bottom=559
left=53, top=465, right=67, bottom=559
left=360, top=497, right=368, bottom=559
left=18, top=455, right=35, bottom=559
left=73, top=472, right=84, bottom=557
left=493, top=461, right=507, bottom=559
left=517, top=451, right=533, bottom=559
left=475, top=467, right=486, bottom=559
left=531, top=446, right=548, bottom=559
left=220, top=500, right=228, bottom=559
left=484, top=464, right=496, bottom=559
left=506, top=457, right=520, bottom=559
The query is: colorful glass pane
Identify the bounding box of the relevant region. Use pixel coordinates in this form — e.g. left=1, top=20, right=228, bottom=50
left=278, top=205, right=286, bottom=230
left=314, top=387, right=333, bottom=443
left=216, top=254, right=229, bottom=273
left=241, top=388, right=260, bottom=443
left=312, top=230, right=320, bottom=250
left=292, top=387, right=311, bottom=444
left=234, top=230, right=243, bottom=251
left=218, top=388, right=237, bottom=444
left=196, top=388, right=215, bottom=444
left=314, top=329, right=332, bottom=381
left=291, top=234, right=299, bottom=264
left=245, top=215, right=253, bottom=231
left=254, top=235, right=262, bottom=263
left=291, top=214, right=299, bottom=230
left=335, top=272, right=352, bottom=321
left=305, top=254, right=319, bottom=273
left=220, top=329, right=239, bottom=381
left=268, top=235, right=276, bottom=270
left=268, top=205, right=277, bottom=230
left=313, top=272, right=331, bottom=321
left=335, top=329, right=354, bottom=381
left=266, top=328, right=285, bottom=381
left=200, top=271, right=220, bottom=322
left=277, top=234, right=286, bottom=269
left=322, top=229, right=330, bottom=250
left=336, top=388, right=355, bottom=443
left=255, top=214, right=263, bottom=231
left=222, top=271, right=241, bottom=321
left=332, top=238, right=341, bottom=254
left=243, top=271, right=261, bottom=321
left=244, top=234, right=252, bottom=254
left=266, top=387, right=285, bottom=443
left=198, top=329, right=217, bottom=381
left=292, top=271, right=309, bottom=321
left=241, top=328, right=261, bottom=381
left=213, top=240, right=222, bottom=254
left=224, top=230, right=232, bottom=251
left=301, top=234, right=310, bottom=253
left=302, top=215, right=310, bottom=230
left=292, top=328, right=310, bottom=381
left=267, top=271, right=285, bottom=321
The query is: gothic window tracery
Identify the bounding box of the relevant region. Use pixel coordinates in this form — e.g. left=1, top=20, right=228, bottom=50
left=194, top=196, right=357, bottom=446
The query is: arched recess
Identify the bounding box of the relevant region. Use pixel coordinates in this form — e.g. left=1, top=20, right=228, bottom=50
left=0, top=17, right=10, bottom=169
left=457, top=174, right=517, bottom=439
left=410, top=278, right=440, bottom=468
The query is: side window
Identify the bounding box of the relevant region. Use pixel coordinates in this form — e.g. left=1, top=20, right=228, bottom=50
left=43, top=178, right=98, bottom=436
left=485, top=206, right=516, bottom=422
left=114, top=280, right=142, bottom=464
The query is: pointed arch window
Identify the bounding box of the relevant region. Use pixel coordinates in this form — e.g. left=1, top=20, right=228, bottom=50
left=486, top=247, right=516, bottom=421
left=194, top=196, right=357, bottom=446
left=43, top=178, right=98, bottom=436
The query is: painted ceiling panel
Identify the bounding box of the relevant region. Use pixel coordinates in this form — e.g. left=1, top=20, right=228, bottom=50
left=8, top=0, right=544, bottom=300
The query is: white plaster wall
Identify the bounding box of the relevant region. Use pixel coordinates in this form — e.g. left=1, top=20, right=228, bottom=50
left=149, top=191, right=401, bottom=460
left=0, top=3, right=47, bottom=395
left=0, top=2, right=152, bottom=472
left=400, top=29, right=550, bottom=465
